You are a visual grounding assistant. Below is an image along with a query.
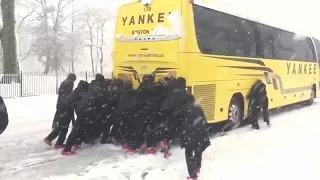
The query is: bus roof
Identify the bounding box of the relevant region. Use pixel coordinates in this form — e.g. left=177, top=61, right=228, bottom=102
left=117, top=0, right=311, bottom=38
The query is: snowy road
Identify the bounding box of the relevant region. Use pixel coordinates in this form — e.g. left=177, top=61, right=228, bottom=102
left=1, top=95, right=320, bottom=180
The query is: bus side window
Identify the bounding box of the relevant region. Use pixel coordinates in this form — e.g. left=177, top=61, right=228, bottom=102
left=256, top=24, right=274, bottom=59
left=305, top=38, right=317, bottom=62
left=272, top=29, right=295, bottom=61
left=311, top=37, right=320, bottom=66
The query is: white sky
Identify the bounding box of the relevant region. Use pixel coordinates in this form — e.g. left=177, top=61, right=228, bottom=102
left=78, top=0, right=320, bottom=38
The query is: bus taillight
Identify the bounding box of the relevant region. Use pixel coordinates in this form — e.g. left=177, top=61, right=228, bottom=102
left=188, top=0, right=194, bottom=4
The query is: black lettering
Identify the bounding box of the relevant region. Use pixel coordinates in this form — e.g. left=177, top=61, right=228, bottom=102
left=144, top=6, right=151, bottom=12
left=143, top=30, right=149, bottom=34
left=314, top=64, right=317, bottom=74
left=292, top=63, right=296, bottom=74
left=138, top=15, right=145, bottom=24
left=147, top=14, right=154, bottom=23
left=158, top=13, right=165, bottom=22
left=309, top=64, right=312, bottom=74
left=122, top=17, right=128, bottom=25
left=304, top=64, right=307, bottom=74
left=298, top=64, right=302, bottom=74
left=129, top=16, right=135, bottom=25
left=287, top=63, right=291, bottom=74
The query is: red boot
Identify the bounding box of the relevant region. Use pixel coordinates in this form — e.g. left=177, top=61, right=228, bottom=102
left=144, top=147, right=156, bottom=155
left=160, top=140, right=168, bottom=151
left=122, top=144, right=130, bottom=150
left=54, top=144, right=63, bottom=149
left=126, top=146, right=137, bottom=153
left=196, top=168, right=200, bottom=176
left=187, top=176, right=197, bottom=180
left=61, top=150, right=76, bottom=156
left=72, top=144, right=79, bottom=151
left=164, top=152, right=172, bottom=159
left=111, top=136, right=119, bottom=144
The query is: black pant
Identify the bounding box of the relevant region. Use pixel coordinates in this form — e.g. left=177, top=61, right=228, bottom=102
left=63, top=116, right=88, bottom=152
left=185, top=148, right=203, bottom=178
left=46, top=126, right=69, bottom=145
left=46, top=110, right=73, bottom=145
left=251, top=107, right=269, bottom=125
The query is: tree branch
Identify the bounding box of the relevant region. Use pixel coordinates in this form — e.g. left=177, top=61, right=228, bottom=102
left=58, top=10, right=80, bottom=25
left=60, top=0, right=73, bottom=11
left=85, top=44, right=102, bottom=49
left=20, top=49, right=32, bottom=62
left=17, top=9, right=35, bottom=33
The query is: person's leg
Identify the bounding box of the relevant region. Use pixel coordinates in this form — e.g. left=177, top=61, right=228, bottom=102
left=185, top=148, right=198, bottom=179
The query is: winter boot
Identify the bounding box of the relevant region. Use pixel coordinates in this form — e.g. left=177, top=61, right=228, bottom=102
left=160, top=140, right=168, bottom=152
left=43, top=138, right=52, bottom=146
left=144, top=147, right=156, bottom=155
left=126, top=147, right=137, bottom=153
left=111, top=136, right=119, bottom=144
left=54, top=144, right=64, bottom=149
left=187, top=176, right=197, bottom=180
left=72, top=144, right=79, bottom=151
left=61, top=150, right=76, bottom=156
left=251, top=122, right=260, bottom=130
left=196, top=168, right=200, bottom=176
left=164, top=152, right=172, bottom=159
left=122, top=144, right=130, bottom=150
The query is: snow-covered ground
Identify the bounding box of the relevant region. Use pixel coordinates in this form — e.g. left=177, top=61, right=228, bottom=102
left=1, top=95, right=320, bottom=180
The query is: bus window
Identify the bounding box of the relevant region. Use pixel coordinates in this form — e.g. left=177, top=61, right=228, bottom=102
left=256, top=24, right=274, bottom=59
left=273, top=29, right=294, bottom=61
left=312, top=37, right=320, bottom=66
left=192, top=5, right=257, bottom=58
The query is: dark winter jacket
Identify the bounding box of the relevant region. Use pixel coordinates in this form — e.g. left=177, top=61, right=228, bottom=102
left=56, top=74, right=76, bottom=109
left=118, top=82, right=137, bottom=114
left=136, top=80, right=158, bottom=112
left=75, top=88, right=98, bottom=117
left=68, top=80, right=89, bottom=109
left=247, top=80, right=268, bottom=109
left=0, top=96, right=8, bottom=135
left=173, top=93, right=210, bottom=150
left=58, top=73, right=76, bottom=96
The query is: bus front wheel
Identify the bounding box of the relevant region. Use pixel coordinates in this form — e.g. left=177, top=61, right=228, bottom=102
left=228, top=96, right=244, bottom=129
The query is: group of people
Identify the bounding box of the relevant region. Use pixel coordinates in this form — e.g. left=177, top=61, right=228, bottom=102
left=43, top=73, right=211, bottom=180
left=0, top=70, right=270, bottom=180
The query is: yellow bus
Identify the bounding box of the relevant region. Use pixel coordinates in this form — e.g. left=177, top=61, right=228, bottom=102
left=112, top=0, right=318, bottom=127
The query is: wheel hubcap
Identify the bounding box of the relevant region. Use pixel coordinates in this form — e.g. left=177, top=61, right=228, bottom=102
left=229, top=104, right=240, bottom=124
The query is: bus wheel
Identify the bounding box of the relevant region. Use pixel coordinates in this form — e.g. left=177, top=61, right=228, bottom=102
left=228, top=97, right=243, bottom=129
left=305, top=87, right=315, bottom=105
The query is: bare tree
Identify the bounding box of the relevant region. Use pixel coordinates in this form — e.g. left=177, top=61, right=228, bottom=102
left=70, top=0, right=75, bottom=72
left=98, top=17, right=107, bottom=73
left=83, top=9, right=110, bottom=74
left=29, top=0, right=75, bottom=74
left=84, top=12, right=95, bottom=73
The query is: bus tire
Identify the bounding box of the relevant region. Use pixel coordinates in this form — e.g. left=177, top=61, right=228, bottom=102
left=227, top=96, right=244, bottom=130
left=305, top=86, right=316, bottom=105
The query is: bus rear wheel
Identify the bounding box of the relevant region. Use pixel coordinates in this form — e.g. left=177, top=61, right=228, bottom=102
left=227, top=97, right=243, bottom=129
